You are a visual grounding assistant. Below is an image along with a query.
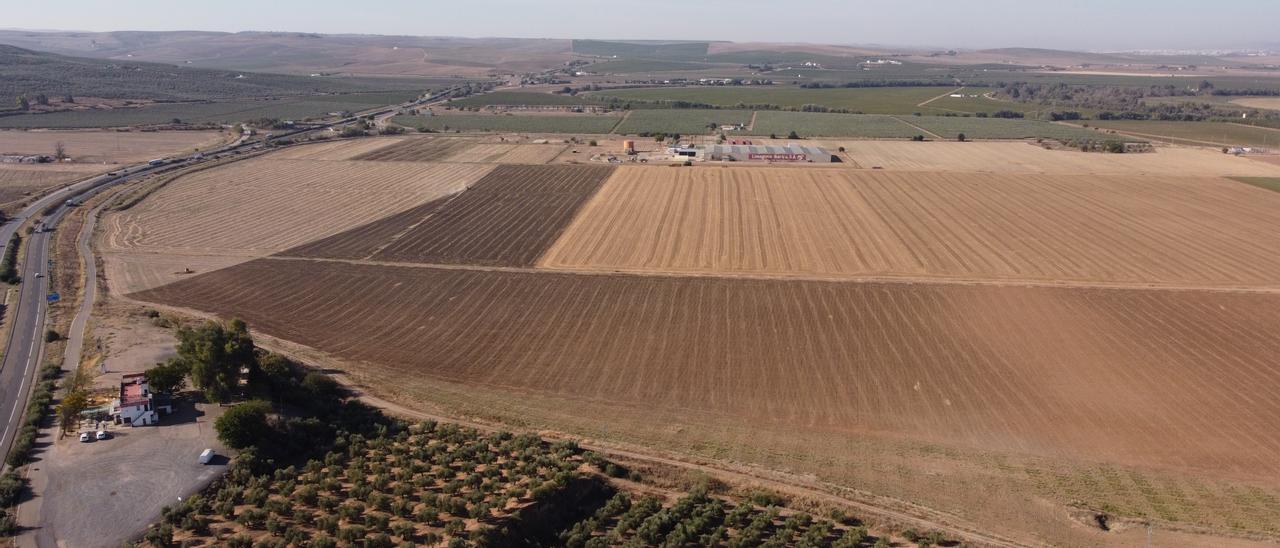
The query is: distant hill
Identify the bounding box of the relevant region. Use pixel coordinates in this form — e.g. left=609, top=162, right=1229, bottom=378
left=571, top=40, right=711, bottom=60
left=0, top=30, right=573, bottom=76
left=0, top=45, right=448, bottom=102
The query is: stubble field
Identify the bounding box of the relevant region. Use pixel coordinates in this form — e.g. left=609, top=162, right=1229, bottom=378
left=541, top=166, right=1280, bottom=287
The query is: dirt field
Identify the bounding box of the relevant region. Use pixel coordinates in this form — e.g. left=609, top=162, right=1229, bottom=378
left=102, top=158, right=492, bottom=256
left=281, top=164, right=613, bottom=266
left=441, top=143, right=567, bottom=164
left=1231, top=97, right=1280, bottom=111
left=830, top=140, right=1280, bottom=176
left=352, top=136, right=480, bottom=162
left=540, top=166, right=1280, bottom=287
left=265, top=137, right=409, bottom=161
left=0, top=130, right=225, bottom=164
left=0, top=164, right=104, bottom=206
left=134, top=258, right=1280, bottom=481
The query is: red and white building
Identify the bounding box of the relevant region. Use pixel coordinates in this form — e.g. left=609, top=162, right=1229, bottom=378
left=111, top=374, right=173, bottom=427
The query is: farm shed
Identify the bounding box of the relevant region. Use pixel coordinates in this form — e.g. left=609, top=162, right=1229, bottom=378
left=704, top=144, right=835, bottom=163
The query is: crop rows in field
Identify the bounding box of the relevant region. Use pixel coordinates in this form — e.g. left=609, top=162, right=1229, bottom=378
left=542, top=166, right=1280, bottom=286
left=392, top=114, right=622, bottom=134
left=747, top=112, right=919, bottom=138
left=440, top=143, right=566, bottom=164
left=613, top=109, right=754, bottom=135
left=353, top=137, right=479, bottom=162
left=0, top=92, right=419, bottom=128
left=591, top=86, right=946, bottom=114
left=280, top=164, right=614, bottom=267
left=448, top=91, right=594, bottom=107
left=135, top=257, right=1280, bottom=476
left=102, top=158, right=494, bottom=255
left=902, top=115, right=1118, bottom=141
left=1080, top=120, right=1280, bottom=148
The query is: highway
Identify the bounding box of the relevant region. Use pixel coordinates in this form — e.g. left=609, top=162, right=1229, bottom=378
left=0, top=87, right=464, bottom=466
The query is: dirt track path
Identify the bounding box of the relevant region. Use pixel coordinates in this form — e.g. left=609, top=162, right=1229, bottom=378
left=917, top=87, right=965, bottom=108
left=890, top=116, right=944, bottom=140
left=608, top=110, right=632, bottom=135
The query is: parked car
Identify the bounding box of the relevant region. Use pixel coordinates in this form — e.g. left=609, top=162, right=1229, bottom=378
left=198, top=448, right=215, bottom=464
left=79, top=432, right=91, bottom=442
left=95, top=430, right=110, bottom=440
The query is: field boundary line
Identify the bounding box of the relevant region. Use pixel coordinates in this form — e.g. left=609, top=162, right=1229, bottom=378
left=890, top=116, right=943, bottom=140
left=608, top=110, right=631, bottom=134
left=748, top=110, right=758, bottom=131
left=259, top=256, right=1280, bottom=296
left=917, top=86, right=965, bottom=108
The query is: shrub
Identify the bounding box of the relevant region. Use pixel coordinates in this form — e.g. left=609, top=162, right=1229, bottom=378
left=44, top=330, right=60, bottom=343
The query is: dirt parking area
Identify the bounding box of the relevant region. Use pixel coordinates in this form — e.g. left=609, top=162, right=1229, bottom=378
left=27, top=401, right=227, bottom=548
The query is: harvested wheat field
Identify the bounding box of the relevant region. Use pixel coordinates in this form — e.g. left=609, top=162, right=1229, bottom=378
left=102, top=157, right=493, bottom=255
left=0, top=129, right=225, bottom=164
left=280, top=164, right=614, bottom=266
left=442, top=143, right=566, bottom=164
left=266, top=137, right=409, bottom=161
left=135, top=257, right=1280, bottom=479
left=828, top=141, right=1280, bottom=176
left=0, top=164, right=105, bottom=207
left=541, top=166, right=1280, bottom=287
left=352, top=136, right=479, bottom=162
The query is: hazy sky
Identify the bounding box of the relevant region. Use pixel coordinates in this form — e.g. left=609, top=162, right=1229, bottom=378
left=7, top=0, right=1278, bottom=51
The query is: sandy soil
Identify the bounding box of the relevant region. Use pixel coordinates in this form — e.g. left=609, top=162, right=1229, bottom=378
left=541, top=166, right=1280, bottom=287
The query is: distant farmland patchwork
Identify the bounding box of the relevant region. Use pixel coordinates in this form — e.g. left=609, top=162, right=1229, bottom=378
left=392, top=113, right=622, bottom=134
left=115, top=135, right=1280, bottom=542
left=0, top=92, right=421, bottom=128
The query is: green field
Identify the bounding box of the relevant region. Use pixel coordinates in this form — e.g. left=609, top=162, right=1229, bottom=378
left=905, top=116, right=1120, bottom=140
left=592, top=86, right=950, bottom=114
left=391, top=114, right=622, bottom=134
left=447, top=91, right=592, bottom=107
left=0, top=92, right=419, bottom=128
left=586, top=59, right=722, bottom=73
left=748, top=112, right=920, bottom=138
left=613, top=109, right=754, bottom=135
left=1079, top=120, right=1280, bottom=148
left=1229, top=177, right=1280, bottom=193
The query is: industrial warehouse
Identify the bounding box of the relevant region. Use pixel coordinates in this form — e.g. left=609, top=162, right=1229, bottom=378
left=702, top=144, right=837, bottom=162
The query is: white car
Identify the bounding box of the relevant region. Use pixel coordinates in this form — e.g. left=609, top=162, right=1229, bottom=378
left=78, top=432, right=91, bottom=442
left=35, top=272, right=43, bottom=278
left=198, top=448, right=215, bottom=464
left=95, top=430, right=110, bottom=440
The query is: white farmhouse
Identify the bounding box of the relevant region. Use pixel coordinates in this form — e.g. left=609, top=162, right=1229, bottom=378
left=111, top=373, right=173, bottom=427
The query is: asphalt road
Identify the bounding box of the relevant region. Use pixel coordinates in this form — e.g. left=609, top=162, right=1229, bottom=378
left=0, top=86, right=459, bottom=467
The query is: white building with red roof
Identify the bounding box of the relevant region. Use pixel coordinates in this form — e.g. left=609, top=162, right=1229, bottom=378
left=111, top=373, right=173, bottom=426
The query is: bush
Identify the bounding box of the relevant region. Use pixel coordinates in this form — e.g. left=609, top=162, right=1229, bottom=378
left=43, top=330, right=60, bottom=343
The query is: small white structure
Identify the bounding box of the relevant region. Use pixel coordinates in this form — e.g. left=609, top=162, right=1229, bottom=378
left=111, top=373, right=172, bottom=427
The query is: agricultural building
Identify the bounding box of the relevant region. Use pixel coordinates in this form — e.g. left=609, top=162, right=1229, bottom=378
left=703, top=144, right=835, bottom=163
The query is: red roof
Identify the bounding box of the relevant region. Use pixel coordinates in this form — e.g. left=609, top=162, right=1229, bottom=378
left=120, top=376, right=149, bottom=408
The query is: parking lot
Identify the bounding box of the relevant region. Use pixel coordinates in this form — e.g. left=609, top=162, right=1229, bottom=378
left=24, top=399, right=226, bottom=548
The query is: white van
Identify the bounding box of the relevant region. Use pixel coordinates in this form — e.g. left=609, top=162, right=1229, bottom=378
left=198, top=448, right=215, bottom=464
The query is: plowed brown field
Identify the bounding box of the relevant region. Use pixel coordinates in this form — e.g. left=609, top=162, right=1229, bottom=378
left=134, top=257, right=1280, bottom=479
left=285, top=164, right=614, bottom=266
left=541, top=166, right=1280, bottom=287
left=352, top=137, right=479, bottom=162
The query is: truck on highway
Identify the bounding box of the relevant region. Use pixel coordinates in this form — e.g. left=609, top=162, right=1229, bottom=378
left=147, top=158, right=167, bottom=166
